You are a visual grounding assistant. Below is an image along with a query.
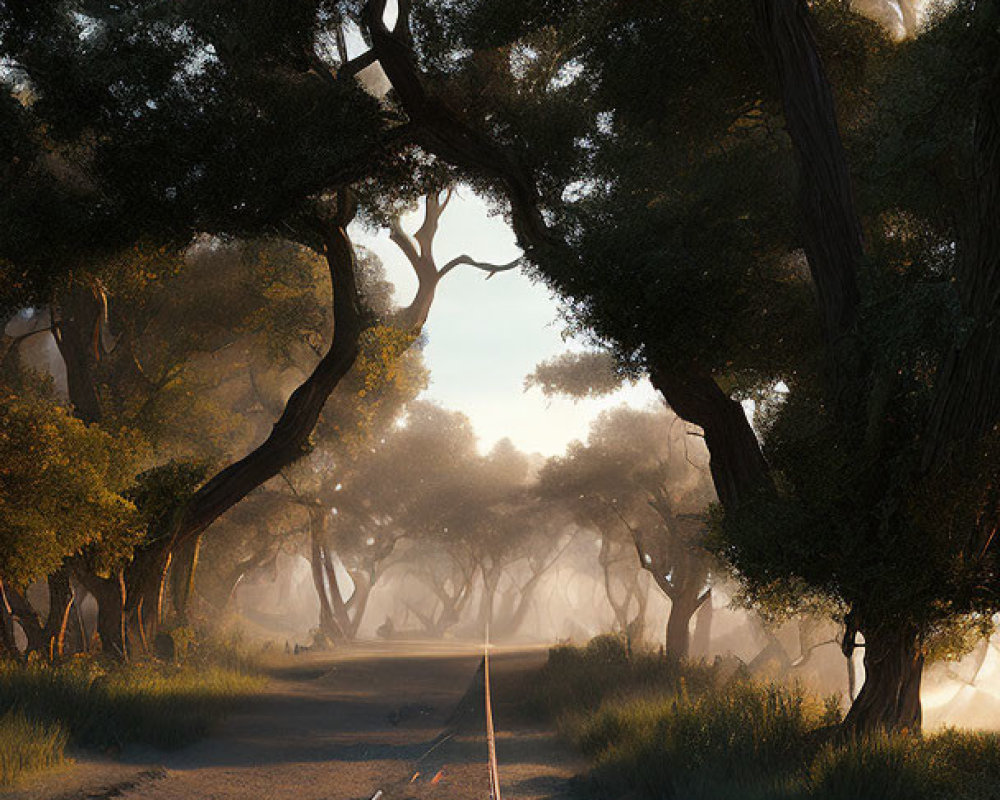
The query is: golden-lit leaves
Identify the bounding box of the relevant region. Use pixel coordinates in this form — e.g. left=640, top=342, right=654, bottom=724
left=330, top=324, right=426, bottom=456
left=0, top=391, right=144, bottom=585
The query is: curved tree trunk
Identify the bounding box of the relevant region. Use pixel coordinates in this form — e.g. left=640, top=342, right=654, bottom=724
left=649, top=367, right=770, bottom=509
left=665, top=596, right=699, bottom=662
left=109, top=199, right=365, bottom=647
left=42, top=568, right=74, bottom=660
left=170, top=202, right=363, bottom=552
left=4, top=584, right=45, bottom=655
left=4, top=570, right=74, bottom=659
left=843, top=622, right=923, bottom=734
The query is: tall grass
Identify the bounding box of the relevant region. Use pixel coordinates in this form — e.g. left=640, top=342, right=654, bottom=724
left=0, top=659, right=263, bottom=751
left=0, top=647, right=264, bottom=786
left=532, top=635, right=1000, bottom=800
left=0, top=711, right=67, bottom=786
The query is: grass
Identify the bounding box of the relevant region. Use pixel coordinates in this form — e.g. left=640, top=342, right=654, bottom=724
left=531, top=634, right=1000, bottom=800
left=0, top=634, right=265, bottom=786
left=0, top=711, right=67, bottom=786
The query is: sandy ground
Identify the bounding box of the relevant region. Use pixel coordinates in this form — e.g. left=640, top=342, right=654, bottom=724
left=2, top=642, right=584, bottom=800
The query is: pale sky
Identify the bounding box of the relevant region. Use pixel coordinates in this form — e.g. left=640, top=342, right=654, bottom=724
left=353, top=188, right=661, bottom=457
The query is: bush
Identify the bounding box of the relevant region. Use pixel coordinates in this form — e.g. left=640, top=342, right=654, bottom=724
left=530, top=638, right=719, bottom=720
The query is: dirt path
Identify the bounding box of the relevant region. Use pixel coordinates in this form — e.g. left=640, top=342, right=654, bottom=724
left=3, top=643, right=583, bottom=800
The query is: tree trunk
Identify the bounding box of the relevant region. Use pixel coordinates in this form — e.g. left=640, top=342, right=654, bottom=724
left=626, top=579, right=648, bottom=648
left=69, top=561, right=128, bottom=660
left=751, top=0, right=865, bottom=385
left=51, top=280, right=106, bottom=425
left=69, top=586, right=89, bottom=655
left=126, top=546, right=172, bottom=652
left=170, top=534, right=202, bottom=624
left=95, top=582, right=127, bottom=660
left=649, top=367, right=769, bottom=509
left=847, top=650, right=857, bottom=702
left=322, top=547, right=352, bottom=642
left=309, top=519, right=338, bottom=645
left=345, top=571, right=373, bottom=639
left=691, top=590, right=713, bottom=658
left=43, top=568, right=73, bottom=660
left=0, top=580, right=17, bottom=657
left=843, top=623, right=923, bottom=734
left=3, top=584, right=45, bottom=654
left=665, top=597, right=698, bottom=661
left=499, top=573, right=544, bottom=638
left=77, top=578, right=125, bottom=660
left=4, top=571, right=73, bottom=659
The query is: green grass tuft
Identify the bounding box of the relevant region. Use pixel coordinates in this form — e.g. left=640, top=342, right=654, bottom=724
left=0, top=648, right=264, bottom=787
left=0, top=711, right=68, bottom=786
left=533, top=637, right=1000, bottom=800
left=0, top=659, right=264, bottom=750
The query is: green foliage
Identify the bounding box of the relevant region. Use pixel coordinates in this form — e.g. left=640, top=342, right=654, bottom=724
left=129, top=460, right=212, bottom=546
left=524, top=350, right=631, bottom=399
left=530, top=637, right=722, bottom=720
left=0, top=711, right=67, bottom=786
left=0, top=0, right=392, bottom=292
left=95, top=237, right=339, bottom=457
left=0, top=390, right=143, bottom=585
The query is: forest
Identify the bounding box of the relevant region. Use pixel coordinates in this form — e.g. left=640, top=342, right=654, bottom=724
left=1, top=0, right=1000, bottom=798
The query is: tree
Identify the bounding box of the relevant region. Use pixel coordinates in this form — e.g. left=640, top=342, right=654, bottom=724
left=0, top=385, right=141, bottom=657
left=540, top=406, right=715, bottom=658
left=0, top=5, right=390, bottom=654
left=429, top=0, right=1000, bottom=733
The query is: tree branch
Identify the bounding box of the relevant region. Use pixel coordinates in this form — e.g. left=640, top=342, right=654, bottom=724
left=437, top=254, right=523, bottom=281
left=173, top=191, right=365, bottom=546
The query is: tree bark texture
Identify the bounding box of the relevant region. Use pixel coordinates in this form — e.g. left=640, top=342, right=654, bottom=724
left=69, top=561, right=128, bottom=659
left=649, top=366, right=769, bottom=509
left=922, top=62, right=1000, bottom=470
left=751, top=0, right=864, bottom=364
left=843, top=622, right=924, bottom=734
